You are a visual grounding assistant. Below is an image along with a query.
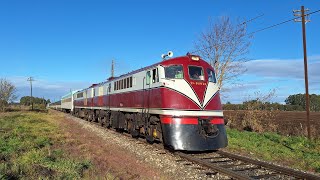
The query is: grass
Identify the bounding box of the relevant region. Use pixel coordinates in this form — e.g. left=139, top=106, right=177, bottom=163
left=0, top=112, right=92, bottom=179
left=226, top=128, right=320, bottom=173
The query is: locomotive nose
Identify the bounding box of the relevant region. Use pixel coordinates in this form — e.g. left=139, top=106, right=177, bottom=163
left=198, top=118, right=220, bottom=137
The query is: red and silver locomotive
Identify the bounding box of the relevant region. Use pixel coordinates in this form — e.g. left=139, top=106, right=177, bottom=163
left=51, top=53, right=228, bottom=151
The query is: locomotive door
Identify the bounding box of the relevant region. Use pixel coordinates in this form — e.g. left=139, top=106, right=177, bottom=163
left=144, top=68, right=158, bottom=114
left=84, top=90, right=87, bottom=106
left=145, top=71, right=152, bottom=114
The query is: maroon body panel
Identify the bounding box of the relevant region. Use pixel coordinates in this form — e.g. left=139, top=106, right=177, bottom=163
left=74, top=87, right=222, bottom=111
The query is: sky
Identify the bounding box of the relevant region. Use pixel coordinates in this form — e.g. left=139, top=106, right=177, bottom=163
left=0, top=0, right=319, bottom=103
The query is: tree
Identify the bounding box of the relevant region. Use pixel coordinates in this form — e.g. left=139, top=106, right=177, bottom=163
left=20, top=96, right=49, bottom=106
left=285, top=93, right=320, bottom=111
left=194, top=16, right=252, bottom=89
left=0, top=78, right=17, bottom=111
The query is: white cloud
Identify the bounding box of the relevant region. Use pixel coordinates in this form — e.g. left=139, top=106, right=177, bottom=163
left=222, top=55, right=320, bottom=103
left=244, top=56, right=320, bottom=82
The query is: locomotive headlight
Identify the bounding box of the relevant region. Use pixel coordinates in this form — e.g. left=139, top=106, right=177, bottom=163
left=191, top=55, right=200, bottom=61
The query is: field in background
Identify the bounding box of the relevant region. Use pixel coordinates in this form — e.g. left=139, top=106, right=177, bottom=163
left=224, top=110, right=320, bottom=138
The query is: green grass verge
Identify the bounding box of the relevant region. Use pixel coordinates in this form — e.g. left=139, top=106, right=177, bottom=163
left=0, top=112, right=92, bottom=179
left=226, top=128, right=320, bottom=173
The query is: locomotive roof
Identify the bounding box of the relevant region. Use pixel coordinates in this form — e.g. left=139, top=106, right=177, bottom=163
left=77, top=53, right=207, bottom=91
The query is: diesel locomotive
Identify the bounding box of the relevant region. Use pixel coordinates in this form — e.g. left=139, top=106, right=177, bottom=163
left=49, top=52, right=228, bottom=151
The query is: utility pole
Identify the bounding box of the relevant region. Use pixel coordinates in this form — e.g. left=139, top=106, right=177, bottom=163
left=27, top=77, right=35, bottom=110
left=293, top=6, right=311, bottom=139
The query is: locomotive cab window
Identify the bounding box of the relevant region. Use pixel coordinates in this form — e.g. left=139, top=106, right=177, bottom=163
left=189, top=66, right=204, bottom=80
left=146, top=71, right=151, bottom=85
left=152, top=68, right=159, bottom=83
left=164, top=65, right=183, bottom=79
left=207, top=69, right=217, bottom=83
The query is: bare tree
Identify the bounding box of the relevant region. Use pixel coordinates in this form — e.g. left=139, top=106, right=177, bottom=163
left=194, top=16, right=252, bottom=90
left=0, top=78, right=17, bottom=111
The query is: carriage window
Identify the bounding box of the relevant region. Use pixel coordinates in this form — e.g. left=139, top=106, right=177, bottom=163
left=152, top=68, right=159, bottom=83
left=189, top=66, right=204, bottom=80
left=207, top=69, right=216, bottom=83
left=164, top=65, right=183, bottom=79
left=146, top=71, right=151, bottom=85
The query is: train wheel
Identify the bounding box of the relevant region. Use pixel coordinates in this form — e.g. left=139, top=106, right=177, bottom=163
left=85, top=112, right=90, bottom=121
left=128, top=120, right=139, bottom=138
left=146, top=125, right=155, bottom=144
left=98, top=116, right=104, bottom=126
left=91, top=112, right=96, bottom=122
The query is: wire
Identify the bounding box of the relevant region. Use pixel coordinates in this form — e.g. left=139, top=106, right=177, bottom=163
left=248, top=9, right=320, bottom=36
left=239, top=14, right=264, bottom=25
left=192, top=9, right=320, bottom=54
left=191, top=14, right=264, bottom=54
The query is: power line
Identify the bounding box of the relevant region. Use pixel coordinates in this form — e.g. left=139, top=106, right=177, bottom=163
left=239, top=14, right=264, bottom=25
left=191, top=14, right=264, bottom=54
left=247, top=9, right=320, bottom=36
left=192, top=9, right=320, bottom=54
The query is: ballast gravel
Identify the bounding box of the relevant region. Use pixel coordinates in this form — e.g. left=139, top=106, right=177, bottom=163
left=64, top=114, right=230, bottom=179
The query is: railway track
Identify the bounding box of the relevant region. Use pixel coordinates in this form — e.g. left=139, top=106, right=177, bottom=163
left=62, top=111, right=320, bottom=179
left=175, top=151, right=320, bottom=179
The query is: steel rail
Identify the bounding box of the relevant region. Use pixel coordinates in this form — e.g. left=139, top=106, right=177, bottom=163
left=217, top=150, right=320, bottom=180
left=175, top=152, right=253, bottom=180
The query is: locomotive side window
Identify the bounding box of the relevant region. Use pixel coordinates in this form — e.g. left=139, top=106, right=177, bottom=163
left=129, top=76, right=133, bottom=87
left=77, top=92, right=83, bottom=98
left=207, top=69, right=217, bottom=83
left=126, top=78, right=129, bottom=88
left=164, top=65, right=183, bottom=79
left=146, top=71, right=151, bottom=85
left=92, top=88, right=95, bottom=97
left=152, top=68, right=159, bottom=83
left=99, top=86, right=103, bottom=96
left=189, top=66, right=204, bottom=80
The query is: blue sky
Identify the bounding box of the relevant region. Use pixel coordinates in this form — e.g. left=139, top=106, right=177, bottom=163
left=0, top=0, right=319, bottom=103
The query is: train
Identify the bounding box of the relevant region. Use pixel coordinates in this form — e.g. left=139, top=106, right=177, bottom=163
left=48, top=52, right=228, bottom=151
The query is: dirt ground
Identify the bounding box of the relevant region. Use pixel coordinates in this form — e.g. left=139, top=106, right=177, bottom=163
left=224, top=110, right=320, bottom=138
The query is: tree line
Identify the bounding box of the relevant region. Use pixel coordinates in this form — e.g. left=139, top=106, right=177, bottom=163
left=223, top=93, right=320, bottom=112
left=20, top=96, right=51, bottom=106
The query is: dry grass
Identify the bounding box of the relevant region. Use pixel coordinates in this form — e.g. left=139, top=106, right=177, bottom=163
left=225, top=110, right=320, bottom=137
